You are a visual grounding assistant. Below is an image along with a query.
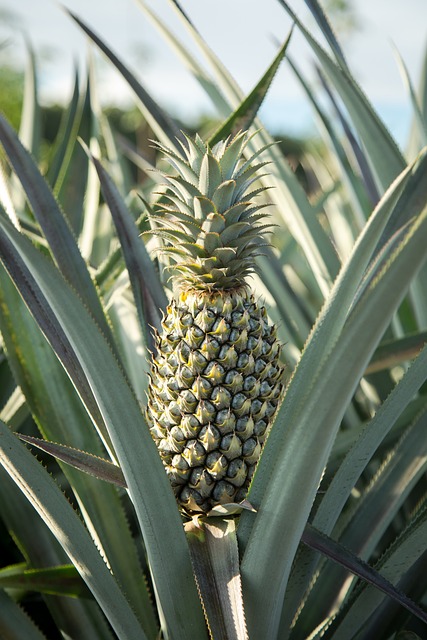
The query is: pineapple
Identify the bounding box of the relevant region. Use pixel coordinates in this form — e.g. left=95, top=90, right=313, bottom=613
left=146, top=131, right=284, bottom=514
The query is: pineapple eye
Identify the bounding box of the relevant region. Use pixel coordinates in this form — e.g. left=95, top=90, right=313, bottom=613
left=226, top=459, right=247, bottom=487
left=198, top=424, right=221, bottom=452
left=182, top=440, right=206, bottom=466
left=231, top=393, right=252, bottom=417
left=214, top=409, right=236, bottom=434
left=235, top=416, right=255, bottom=439
left=203, top=361, right=225, bottom=384
left=220, top=434, right=242, bottom=460
left=205, top=451, right=228, bottom=479
left=211, top=481, right=236, bottom=504
left=254, top=419, right=268, bottom=440
left=242, top=438, right=261, bottom=464
left=210, top=386, right=232, bottom=410
left=223, top=370, right=244, bottom=393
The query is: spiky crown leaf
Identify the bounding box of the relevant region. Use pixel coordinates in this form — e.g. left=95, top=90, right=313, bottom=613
left=148, top=131, right=275, bottom=292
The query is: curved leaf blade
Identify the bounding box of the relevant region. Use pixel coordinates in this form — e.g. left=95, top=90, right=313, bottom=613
left=66, top=9, right=183, bottom=149
left=0, top=465, right=114, bottom=639
left=366, top=332, right=427, bottom=374
left=327, top=508, right=427, bottom=639
left=277, top=0, right=406, bottom=192
left=0, top=216, right=207, bottom=639
left=208, top=30, right=293, bottom=147
left=0, top=420, right=147, bottom=640
left=0, top=239, right=113, bottom=454
left=0, top=114, right=112, bottom=344
left=302, top=524, right=427, bottom=627
left=0, top=563, right=90, bottom=599
left=0, top=262, right=156, bottom=633
left=0, top=588, right=47, bottom=640
left=47, top=68, right=82, bottom=193
left=303, top=0, right=348, bottom=69
left=18, top=434, right=127, bottom=488
left=283, top=342, right=427, bottom=632
left=19, top=44, right=41, bottom=161
left=238, top=158, right=427, bottom=638
left=88, top=150, right=167, bottom=340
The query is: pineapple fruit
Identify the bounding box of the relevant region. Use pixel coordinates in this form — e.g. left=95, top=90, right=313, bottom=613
left=146, top=131, right=284, bottom=514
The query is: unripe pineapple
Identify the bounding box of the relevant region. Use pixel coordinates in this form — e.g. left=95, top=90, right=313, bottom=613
left=146, top=131, right=284, bottom=514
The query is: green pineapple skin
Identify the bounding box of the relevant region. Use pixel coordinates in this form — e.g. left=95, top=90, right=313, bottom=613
left=147, top=288, right=283, bottom=514
left=145, top=132, right=284, bottom=514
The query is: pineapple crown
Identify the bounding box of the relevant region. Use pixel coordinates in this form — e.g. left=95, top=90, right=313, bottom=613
left=147, top=130, right=275, bottom=293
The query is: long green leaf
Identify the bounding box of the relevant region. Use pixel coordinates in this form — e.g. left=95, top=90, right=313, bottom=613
left=277, top=0, right=406, bottom=192
left=66, top=10, right=183, bottom=150
left=289, top=56, right=372, bottom=222
left=0, top=114, right=113, bottom=345
left=301, top=524, right=427, bottom=627
left=0, top=262, right=156, bottom=633
left=56, top=72, right=91, bottom=235
left=0, top=564, right=90, bottom=599
left=0, top=588, right=47, bottom=640
left=0, top=420, right=147, bottom=640
left=88, top=150, right=167, bottom=340
left=344, top=552, right=427, bottom=638
left=238, top=159, right=427, bottom=638
left=291, top=403, right=427, bottom=636
left=318, top=410, right=427, bottom=597
left=407, top=43, right=427, bottom=158
left=0, top=244, right=113, bottom=455
left=208, top=30, right=292, bottom=146
left=394, top=46, right=427, bottom=147
left=367, top=150, right=427, bottom=264
left=303, top=0, right=348, bottom=69
left=17, top=434, right=127, bottom=488
left=0, top=465, right=114, bottom=640
left=315, top=66, right=380, bottom=206
left=76, top=63, right=105, bottom=266
left=19, top=44, right=41, bottom=161
left=326, top=507, right=427, bottom=639
left=8, top=46, right=40, bottom=219
left=0, top=216, right=207, bottom=639
left=47, top=68, right=82, bottom=192
left=283, top=342, right=427, bottom=633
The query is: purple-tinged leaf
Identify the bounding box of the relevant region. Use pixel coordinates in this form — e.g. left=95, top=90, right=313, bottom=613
left=18, top=434, right=126, bottom=488
left=302, top=524, right=427, bottom=627
left=303, top=0, right=347, bottom=69
left=316, top=66, right=380, bottom=206
left=85, top=147, right=167, bottom=344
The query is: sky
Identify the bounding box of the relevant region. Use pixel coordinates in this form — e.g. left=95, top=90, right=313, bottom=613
left=1, top=0, right=427, bottom=145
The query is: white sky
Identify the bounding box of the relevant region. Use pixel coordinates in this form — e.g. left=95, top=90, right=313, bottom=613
left=1, top=0, right=427, bottom=143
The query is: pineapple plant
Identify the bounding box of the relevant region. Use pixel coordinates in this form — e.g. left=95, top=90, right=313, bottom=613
left=1, top=2, right=427, bottom=639
left=146, top=132, right=284, bottom=514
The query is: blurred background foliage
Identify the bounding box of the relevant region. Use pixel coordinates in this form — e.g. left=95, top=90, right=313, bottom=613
left=0, top=0, right=360, bottom=196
